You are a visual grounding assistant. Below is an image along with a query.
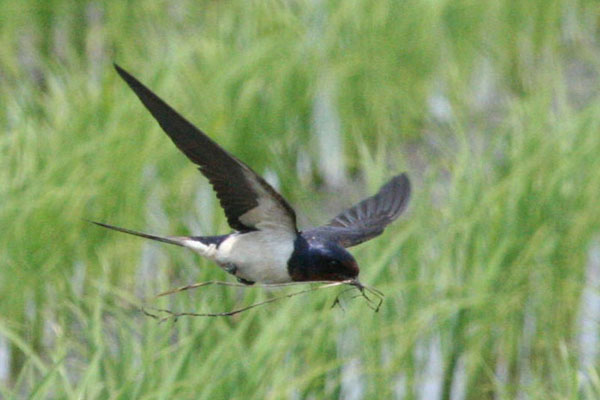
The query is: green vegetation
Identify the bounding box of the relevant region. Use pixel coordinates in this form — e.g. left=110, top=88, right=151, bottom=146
left=2, top=0, right=600, bottom=398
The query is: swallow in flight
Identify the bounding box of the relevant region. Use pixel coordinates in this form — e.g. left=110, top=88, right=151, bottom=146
left=92, top=64, right=411, bottom=286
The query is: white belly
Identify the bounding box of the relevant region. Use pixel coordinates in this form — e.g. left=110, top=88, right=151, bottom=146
left=186, top=230, right=296, bottom=283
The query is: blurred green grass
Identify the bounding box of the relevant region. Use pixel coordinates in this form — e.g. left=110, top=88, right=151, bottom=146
left=1, top=0, right=600, bottom=398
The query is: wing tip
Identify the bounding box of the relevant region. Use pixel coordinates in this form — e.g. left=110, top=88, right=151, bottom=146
left=391, top=172, right=411, bottom=198
left=378, top=172, right=411, bottom=219
left=392, top=173, right=410, bottom=191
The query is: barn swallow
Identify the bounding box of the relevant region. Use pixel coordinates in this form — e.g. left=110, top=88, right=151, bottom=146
left=92, top=64, right=411, bottom=286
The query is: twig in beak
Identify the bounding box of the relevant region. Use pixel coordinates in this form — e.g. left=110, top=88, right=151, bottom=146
left=144, top=279, right=383, bottom=319
left=155, top=280, right=346, bottom=298
left=147, top=281, right=349, bottom=320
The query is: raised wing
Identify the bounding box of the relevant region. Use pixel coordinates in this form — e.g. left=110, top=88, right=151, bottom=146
left=303, top=174, right=411, bottom=247
left=114, top=64, right=297, bottom=233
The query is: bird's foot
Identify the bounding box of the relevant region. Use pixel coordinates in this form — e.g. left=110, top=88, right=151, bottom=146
left=222, top=263, right=237, bottom=274
left=221, top=263, right=255, bottom=285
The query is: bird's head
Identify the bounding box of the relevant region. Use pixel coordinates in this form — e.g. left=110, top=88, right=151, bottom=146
left=314, top=243, right=359, bottom=281
left=289, top=237, right=359, bottom=282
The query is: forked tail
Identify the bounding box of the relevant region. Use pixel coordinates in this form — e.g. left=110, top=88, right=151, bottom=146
left=88, top=220, right=185, bottom=247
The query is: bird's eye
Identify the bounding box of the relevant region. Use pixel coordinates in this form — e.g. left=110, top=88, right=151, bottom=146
left=329, top=260, right=339, bottom=266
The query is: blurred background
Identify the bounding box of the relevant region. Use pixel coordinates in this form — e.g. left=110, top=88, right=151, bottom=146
left=1, top=0, right=600, bottom=398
